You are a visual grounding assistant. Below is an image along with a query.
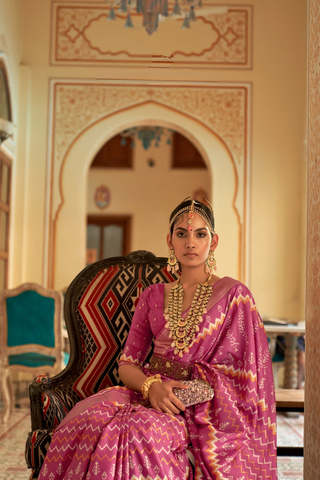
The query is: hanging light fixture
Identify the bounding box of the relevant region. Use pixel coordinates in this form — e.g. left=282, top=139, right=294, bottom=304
left=103, top=0, right=206, bottom=35
left=120, top=126, right=173, bottom=150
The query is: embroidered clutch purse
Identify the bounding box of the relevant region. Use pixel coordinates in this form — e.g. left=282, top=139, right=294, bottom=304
left=172, top=380, right=214, bottom=407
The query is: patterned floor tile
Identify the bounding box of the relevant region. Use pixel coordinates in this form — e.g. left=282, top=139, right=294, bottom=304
left=0, top=409, right=31, bottom=480
left=277, top=457, right=304, bottom=480
left=277, top=413, right=304, bottom=446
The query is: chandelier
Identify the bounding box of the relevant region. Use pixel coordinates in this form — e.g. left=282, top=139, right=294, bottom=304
left=103, top=0, right=204, bottom=35
left=120, top=127, right=173, bottom=150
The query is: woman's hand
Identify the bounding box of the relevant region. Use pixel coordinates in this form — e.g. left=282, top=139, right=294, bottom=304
left=148, top=380, right=189, bottom=414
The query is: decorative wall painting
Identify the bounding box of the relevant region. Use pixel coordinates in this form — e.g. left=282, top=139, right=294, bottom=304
left=94, top=185, right=110, bottom=209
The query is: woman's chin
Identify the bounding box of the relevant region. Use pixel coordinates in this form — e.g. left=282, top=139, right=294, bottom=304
left=180, top=260, right=203, bottom=268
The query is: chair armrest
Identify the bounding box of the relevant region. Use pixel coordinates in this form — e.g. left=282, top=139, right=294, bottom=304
left=25, top=429, right=54, bottom=478
left=27, top=376, right=73, bottom=479
left=29, top=375, right=71, bottom=431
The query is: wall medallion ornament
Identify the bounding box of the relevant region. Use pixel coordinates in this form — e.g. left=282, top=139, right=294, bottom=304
left=94, top=185, right=111, bottom=209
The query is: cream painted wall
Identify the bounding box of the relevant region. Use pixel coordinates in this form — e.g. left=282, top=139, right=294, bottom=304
left=87, top=133, right=211, bottom=257
left=1, top=0, right=307, bottom=320
left=249, top=0, right=307, bottom=320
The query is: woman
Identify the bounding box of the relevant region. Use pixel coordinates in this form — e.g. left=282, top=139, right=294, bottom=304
left=39, top=199, right=277, bottom=480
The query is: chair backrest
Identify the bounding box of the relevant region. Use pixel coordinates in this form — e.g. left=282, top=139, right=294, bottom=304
left=47, top=251, right=179, bottom=412
left=0, top=283, right=63, bottom=370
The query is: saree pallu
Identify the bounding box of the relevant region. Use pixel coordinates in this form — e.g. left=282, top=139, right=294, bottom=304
left=39, top=277, right=277, bottom=480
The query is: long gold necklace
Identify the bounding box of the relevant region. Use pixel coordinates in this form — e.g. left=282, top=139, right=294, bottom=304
left=164, top=276, right=213, bottom=357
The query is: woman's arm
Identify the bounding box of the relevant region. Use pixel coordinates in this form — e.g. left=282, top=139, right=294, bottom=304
left=119, top=363, right=188, bottom=414
left=118, top=286, right=188, bottom=414
left=118, top=363, right=147, bottom=392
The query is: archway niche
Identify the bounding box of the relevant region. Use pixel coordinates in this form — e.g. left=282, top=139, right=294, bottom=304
left=54, top=103, right=239, bottom=290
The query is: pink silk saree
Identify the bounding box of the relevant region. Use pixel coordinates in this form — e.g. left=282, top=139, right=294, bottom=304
left=39, top=277, right=277, bottom=480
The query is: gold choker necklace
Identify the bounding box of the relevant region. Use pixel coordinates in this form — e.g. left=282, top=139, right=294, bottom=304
left=164, top=277, right=213, bottom=357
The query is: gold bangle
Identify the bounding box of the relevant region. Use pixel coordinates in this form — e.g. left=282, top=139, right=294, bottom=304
left=141, top=374, right=162, bottom=400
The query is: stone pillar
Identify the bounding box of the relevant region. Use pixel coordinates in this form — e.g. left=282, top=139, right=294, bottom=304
left=304, top=1, right=320, bottom=478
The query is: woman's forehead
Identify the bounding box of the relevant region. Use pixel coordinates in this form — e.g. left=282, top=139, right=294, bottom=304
left=174, top=212, right=208, bottom=229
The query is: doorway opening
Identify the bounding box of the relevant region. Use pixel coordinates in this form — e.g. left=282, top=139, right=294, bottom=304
left=86, top=215, right=131, bottom=264
left=86, top=125, right=210, bottom=266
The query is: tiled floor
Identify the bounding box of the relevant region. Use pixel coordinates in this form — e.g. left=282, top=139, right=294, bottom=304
left=277, top=413, right=304, bottom=480
left=0, top=408, right=31, bottom=480
left=0, top=404, right=304, bottom=480
left=277, top=413, right=304, bottom=446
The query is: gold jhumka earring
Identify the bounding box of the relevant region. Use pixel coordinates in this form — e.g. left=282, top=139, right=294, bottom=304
left=205, top=250, right=217, bottom=275
left=167, top=249, right=179, bottom=273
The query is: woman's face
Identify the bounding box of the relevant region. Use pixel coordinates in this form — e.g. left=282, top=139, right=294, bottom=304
left=167, top=213, right=218, bottom=269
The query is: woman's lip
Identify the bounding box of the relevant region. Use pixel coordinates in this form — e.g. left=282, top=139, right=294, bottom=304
left=184, top=253, right=198, bottom=257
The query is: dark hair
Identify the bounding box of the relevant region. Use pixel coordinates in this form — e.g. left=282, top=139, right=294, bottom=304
left=169, top=199, right=215, bottom=235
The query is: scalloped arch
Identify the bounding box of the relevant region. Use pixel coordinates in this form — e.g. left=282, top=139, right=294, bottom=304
left=45, top=83, right=250, bottom=290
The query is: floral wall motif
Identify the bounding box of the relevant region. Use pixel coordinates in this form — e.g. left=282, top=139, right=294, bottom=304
left=305, top=0, right=320, bottom=478
left=53, top=83, right=247, bottom=168
left=51, top=2, right=252, bottom=68
left=51, top=81, right=247, bottom=221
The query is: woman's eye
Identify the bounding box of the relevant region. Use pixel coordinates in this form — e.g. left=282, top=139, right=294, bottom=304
left=197, top=233, right=206, bottom=238
left=177, top=232, right=185, bottom=237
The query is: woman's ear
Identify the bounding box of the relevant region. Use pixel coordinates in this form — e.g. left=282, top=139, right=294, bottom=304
left=210, top=233, right=219, bottom=250
left=167, top=233, right=173, bottom=250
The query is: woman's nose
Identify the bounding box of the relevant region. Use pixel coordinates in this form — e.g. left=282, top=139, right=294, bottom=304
left=186, top=236, right=195, bottom=249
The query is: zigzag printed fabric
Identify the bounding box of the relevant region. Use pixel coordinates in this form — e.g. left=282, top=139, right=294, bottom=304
left=38, top=277, right=277, bottom=480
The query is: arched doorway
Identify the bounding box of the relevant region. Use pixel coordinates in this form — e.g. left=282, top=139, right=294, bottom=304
left=49, top=101, right=243, bottom=290
left=85, top=128, right=211, bottom=264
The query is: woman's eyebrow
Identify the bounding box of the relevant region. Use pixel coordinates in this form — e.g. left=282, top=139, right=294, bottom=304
left=175, top=227, right=207, bottom=232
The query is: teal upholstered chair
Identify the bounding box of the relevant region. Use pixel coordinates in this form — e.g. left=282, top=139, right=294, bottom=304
left=0, top=283, right=68, bottom=423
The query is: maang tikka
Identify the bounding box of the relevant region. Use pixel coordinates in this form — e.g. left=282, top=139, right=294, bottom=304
left=167, top=249, right=179, bottom=273
left=168, top=197, right=215, bottom=236
left=205, top=250, right=217, bottom=275
left=187, top=200, right=195, bottom=231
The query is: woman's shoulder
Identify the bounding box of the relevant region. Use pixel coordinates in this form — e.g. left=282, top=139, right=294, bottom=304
left=143, top=282, right=166, bottom=292
left=139, top=283, right=165, bottom=302
left=217, top=276, right=254, bottom=297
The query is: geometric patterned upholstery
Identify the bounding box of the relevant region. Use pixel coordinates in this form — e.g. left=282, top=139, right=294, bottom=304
left=26, top=251, right=179, bottom=479
left=25, top=428, right=54, bottom=474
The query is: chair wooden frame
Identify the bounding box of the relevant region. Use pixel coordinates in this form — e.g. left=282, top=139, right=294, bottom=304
left=0, top=283, right=64, bottom=423
left=28, top=251, right=176, bottom=434
left=26, top=251, right=181, bottom=479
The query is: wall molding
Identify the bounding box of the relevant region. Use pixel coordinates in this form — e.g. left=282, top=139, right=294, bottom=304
left=50, top=2, right=252, bottom=69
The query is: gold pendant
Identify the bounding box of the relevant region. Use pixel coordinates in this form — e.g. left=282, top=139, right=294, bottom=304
left=176, top=328, right=186, bottom=339
left=178, top=318, right=188, bottom=327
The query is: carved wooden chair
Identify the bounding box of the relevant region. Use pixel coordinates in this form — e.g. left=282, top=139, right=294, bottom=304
left=0, top=283, right=67, bottom=423
left=25, top=251, right=179, bottom=479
